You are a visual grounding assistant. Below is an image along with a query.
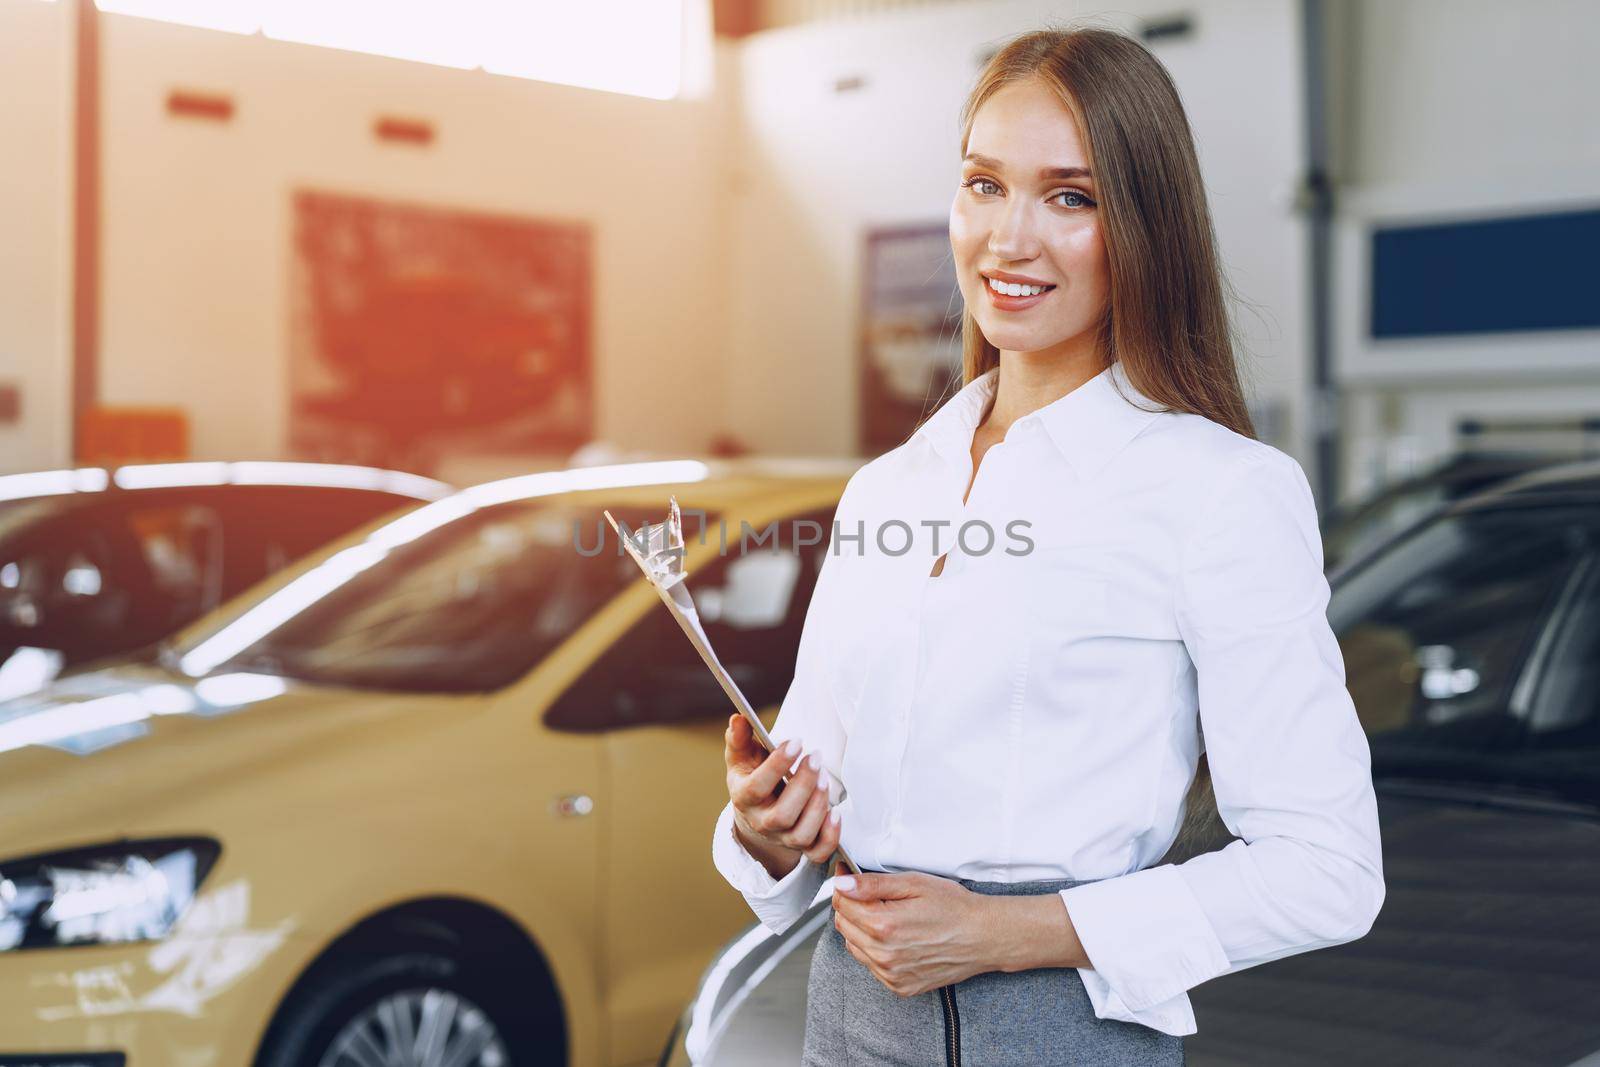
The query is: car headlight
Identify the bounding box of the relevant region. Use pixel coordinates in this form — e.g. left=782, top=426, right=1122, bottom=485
left=0, top=837, right=219, bottom=952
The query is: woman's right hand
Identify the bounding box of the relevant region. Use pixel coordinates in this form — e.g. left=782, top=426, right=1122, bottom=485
left=725, top=713, right=843, bottom=875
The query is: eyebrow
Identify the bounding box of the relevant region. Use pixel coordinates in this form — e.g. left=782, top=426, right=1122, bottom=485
left=962, top=152, right=1093, bottom=182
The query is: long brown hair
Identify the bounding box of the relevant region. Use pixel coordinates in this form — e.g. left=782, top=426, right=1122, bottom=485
left=957, top=26, right=1257, bottom=858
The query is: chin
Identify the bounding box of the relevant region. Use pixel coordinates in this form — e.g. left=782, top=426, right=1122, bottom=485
left=978, top=325, right=1060, bottom=353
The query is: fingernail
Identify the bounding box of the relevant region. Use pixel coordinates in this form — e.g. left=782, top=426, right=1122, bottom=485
left=829, top=809, right=841, bottom=826
left=819, top=768, right=832, bottom=790
left=782, top=738, right=800, bottom=756
left=808, top=753, right=822, bottom=771
left=836, top=876, right=856, bottom=892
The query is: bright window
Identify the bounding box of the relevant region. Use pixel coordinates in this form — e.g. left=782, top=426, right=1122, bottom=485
left=94, top=0, right=687, bottom=100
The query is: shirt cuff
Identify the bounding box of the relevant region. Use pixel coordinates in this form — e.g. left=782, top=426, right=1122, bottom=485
left=711, top=802, right=826, bottom=934
left=1074, top=971, right=1198, bottom=1037
left=1059, top=863, right=1231, bottom=1036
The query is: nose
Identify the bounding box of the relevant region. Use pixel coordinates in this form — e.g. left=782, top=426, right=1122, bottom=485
left=987, top=197, right=1041, bottom=262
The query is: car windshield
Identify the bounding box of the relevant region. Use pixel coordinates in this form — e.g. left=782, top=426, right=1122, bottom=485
left=166, top=499, right=709, bottom=693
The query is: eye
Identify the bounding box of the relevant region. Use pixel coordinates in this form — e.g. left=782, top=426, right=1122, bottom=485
left=1050, top=189, right=1096, bottom=209
left=960, top=175, right=1001, bottom=196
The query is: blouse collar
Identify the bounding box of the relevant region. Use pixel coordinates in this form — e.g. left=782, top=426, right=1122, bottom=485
left=912, top=359, right=1167, bottom=481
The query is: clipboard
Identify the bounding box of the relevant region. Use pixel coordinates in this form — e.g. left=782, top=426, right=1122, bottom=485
left=604, top=498, right=862, bottom=877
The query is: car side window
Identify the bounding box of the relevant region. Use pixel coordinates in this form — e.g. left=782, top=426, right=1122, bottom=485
left=0, top=519, right=133, bottom=658
left=1507, top=554, right=1600, bottom=807
left=1327, top=506, right=1596, bottom=782
left=545, top=508, right=836, bottom=732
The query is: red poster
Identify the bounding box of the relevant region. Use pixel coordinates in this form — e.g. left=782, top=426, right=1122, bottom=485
left=290, top=190, right=592, bottom=473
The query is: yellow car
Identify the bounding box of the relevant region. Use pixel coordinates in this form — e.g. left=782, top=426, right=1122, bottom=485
left=0, top=458, right=854, bottom=1067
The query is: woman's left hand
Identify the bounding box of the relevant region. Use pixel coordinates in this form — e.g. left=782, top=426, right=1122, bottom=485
left=830, top=869, right=996, bottom=997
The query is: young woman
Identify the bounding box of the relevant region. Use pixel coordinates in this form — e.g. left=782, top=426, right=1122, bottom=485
left=713, top=25, right=1385, bottom=1065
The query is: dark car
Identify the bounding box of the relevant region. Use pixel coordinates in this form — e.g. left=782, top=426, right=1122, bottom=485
left=0, top=461, right=451, bottom=699
left=666, top=458, right=1600, bottom=1067
left=1321, top=450, right=1565, bottom=577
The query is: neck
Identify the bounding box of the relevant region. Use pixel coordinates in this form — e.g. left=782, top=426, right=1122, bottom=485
left=982, top=342, right=1107, bottom=435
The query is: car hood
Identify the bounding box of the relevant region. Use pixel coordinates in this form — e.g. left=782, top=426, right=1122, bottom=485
left=0, top=662, right=450, bottom=858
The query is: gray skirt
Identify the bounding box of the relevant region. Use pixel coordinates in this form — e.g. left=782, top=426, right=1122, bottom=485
left=803, top=875, right=1186, bottom=1067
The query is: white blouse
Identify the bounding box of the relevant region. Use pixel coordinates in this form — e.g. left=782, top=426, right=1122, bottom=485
left=710, top=360, right=1385, bottom=1037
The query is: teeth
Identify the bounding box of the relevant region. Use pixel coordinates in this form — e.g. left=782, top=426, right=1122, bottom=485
left=988, top=277, right=1049, bottom=297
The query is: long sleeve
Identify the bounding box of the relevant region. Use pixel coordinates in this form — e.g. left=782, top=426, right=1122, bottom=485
left=709, top=498, right=855, bottom=935
left=1059, top=447, right=1387, bottom=1036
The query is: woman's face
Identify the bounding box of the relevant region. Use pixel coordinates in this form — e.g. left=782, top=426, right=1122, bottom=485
left=950, top=77, right=1109, bottom=361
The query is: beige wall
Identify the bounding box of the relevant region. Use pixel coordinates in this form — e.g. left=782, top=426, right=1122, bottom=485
left=0, top=0, right=72, bottom=473
left=97, top=11, right=735, bottom=470
left=0, top=2, right=737, bottom=476
left=1345, top=0, right=1599, bottom=188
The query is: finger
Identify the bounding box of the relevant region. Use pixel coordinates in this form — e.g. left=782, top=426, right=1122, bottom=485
left=731, top=736, right=801, bottom=809
left=786, top=779, right=831, bottom=850
left=832, top=907, right=881, bottom=954
left=724, top=714, right=769, bottom=774
left=768, top=752, right=823, bottom=831
left=835, top=871, right=921, bottom=901
left=743, top=736, right=804, bottom=802
left=802, top=809, right=842, bottom=866
left=724, top=715, right=750, bottom=772
left=829, top=891, right=875, bottom=928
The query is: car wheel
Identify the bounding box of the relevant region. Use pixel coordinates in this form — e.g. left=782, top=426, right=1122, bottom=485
left=256, top=939, right=557, bottom=1067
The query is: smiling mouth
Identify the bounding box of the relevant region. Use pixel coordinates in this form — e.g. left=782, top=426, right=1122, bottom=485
left=986, top=276, right=1055, bottom=297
